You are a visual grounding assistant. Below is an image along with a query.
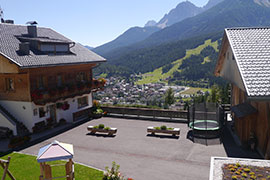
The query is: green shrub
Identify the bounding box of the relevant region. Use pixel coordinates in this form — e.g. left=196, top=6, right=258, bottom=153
left=98, top=124, right=105, bottom=129
left=93, top=126, right=99, bottom=129
left=154, top=127, right=160, bottom=130
left=160, top=125, right=167, bottom=130
left=104, top=127, right=110, bottom=130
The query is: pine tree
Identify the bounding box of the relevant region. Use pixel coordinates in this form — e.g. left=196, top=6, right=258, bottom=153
left=164, top=88, right=175, bottom=106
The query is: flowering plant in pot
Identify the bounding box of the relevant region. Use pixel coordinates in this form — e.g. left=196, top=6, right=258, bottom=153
left=98, top=78, right=107, bottom=86
left=31, top=90, right=43, bottom=100
left=103, top=161, right=133, bottom=180
left=49, top=88, right=57, bottom=97
left=62, top=103, right=70, bottom=111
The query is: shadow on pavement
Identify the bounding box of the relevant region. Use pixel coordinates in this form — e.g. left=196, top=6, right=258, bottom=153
left=86, top=133, right=116, bottom=138
left=221, top=126, right=262, bottom=159
left=146, top=134, right=179, bottom=139
left=186, top=130, right=222, bottom=146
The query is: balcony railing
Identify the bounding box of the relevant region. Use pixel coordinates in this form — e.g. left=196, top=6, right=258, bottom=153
left=31, top=80, right=105, bottom=105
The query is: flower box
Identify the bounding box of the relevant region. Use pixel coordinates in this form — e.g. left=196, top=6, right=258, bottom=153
left=209, top=157, right=270, bottom=180
left=147, top=126, right=180, bottom=136
left=87, top=125, right=117, bottom=136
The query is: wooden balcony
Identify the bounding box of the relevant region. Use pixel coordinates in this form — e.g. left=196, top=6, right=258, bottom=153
left=31, top=80, right=105, bottom=105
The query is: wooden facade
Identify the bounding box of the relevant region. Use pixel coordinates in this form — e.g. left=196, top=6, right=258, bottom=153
left=231, top=84, right=270, bottom=159
left=0, top=54, right=98, bottom=104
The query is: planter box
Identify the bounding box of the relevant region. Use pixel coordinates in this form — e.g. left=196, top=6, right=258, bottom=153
left=87, top=126, right=117, bottom=136
left=147, top=127, right=180, bottom=136
left=209, top=157, right=270, bottom=180
left=92, top=114, right=102, bottom=119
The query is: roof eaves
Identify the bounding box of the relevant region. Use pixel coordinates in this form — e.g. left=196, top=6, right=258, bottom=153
left=214, top=30, right=227, bottom=76
left=247, top=95, right=270, bottom=101
left=19, top=59, right=106, bottom=69
left=225, top=28, right=250, bottom=96
left=0, top=52, right=22, bottom=67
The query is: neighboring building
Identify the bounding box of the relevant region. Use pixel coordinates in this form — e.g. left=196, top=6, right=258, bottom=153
left=215, top=27, right=270, bottom=159
left=0, top=22, right=106, bottom=135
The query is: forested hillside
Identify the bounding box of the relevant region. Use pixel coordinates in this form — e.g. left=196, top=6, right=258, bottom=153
left=94, top=32, right=223, bottom=85
left=94, top=0, right=270, bottom=87
left=136, top=38, right=223, bottom=87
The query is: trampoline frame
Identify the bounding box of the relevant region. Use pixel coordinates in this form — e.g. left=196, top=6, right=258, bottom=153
left=189, top=120, right=220, bottom=131
left=187, top=102, right=224, bottom=139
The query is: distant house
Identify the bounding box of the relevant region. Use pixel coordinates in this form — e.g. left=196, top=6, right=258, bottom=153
left=0, top=22, right=106, bottom=135
left=215, top=27, right=270, bottom=159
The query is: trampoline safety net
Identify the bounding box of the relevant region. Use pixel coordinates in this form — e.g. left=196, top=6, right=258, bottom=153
left=188, top=102, right=224, bottom=138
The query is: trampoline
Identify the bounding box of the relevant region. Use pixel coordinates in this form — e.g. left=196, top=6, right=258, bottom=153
left=189, top=120, right=220, bottom=131
left=188, top=102, right=224, bottom=139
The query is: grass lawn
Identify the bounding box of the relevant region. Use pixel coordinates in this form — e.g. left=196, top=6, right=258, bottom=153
left=0, top=152, right=103, bottom=180
left=180, top=87, right=210, bottom=95
left=136, top=39, right=218, bottom=85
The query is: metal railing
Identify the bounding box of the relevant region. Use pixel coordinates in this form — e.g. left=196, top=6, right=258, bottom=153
left=101, top=106, right=188, bottom=122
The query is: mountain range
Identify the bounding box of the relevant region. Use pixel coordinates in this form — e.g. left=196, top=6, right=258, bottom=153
left=93, top=0, right=270, bottom=85
left=93, top=0, right=223, bottom=56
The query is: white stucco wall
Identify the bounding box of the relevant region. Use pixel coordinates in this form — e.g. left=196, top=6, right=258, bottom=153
left=220, top=46, right=245, bottom=91
left=32, top=92, right=93, bottom=123
left=0, top=100, right=33, bottom=132
left=0, top=113, right=17, bottom=135
left=0, top=92, right=93, bottom=132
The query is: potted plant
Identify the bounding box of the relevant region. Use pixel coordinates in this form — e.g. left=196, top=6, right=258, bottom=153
left=31, top=90, right=43, bottom=100
left=148, top=125, right=180, bottom=136
left=248, top=132, right=257, bottom=151
left=93, top=108, right=103, bottom=118
left=88, top=124, right=117, bottom=136
left=98, top=78, right=107, bottom=86
left=103, top=161, right=132, bottom=180
left=62, top=103, right=70, bottom=111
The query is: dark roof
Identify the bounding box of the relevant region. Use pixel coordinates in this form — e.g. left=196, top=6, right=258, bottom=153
left=226, top=27, right=270, bottom=98
left=231, top=102, right=257, bottom=118
left=0, top=23, right=106, bottom=68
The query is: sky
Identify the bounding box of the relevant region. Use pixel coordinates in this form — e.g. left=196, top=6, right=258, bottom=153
left=0, top=0, right=208, bottom=47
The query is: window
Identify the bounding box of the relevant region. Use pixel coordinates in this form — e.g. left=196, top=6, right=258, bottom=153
left=40, top=43, right=69, bottom=53
left=37, top=76, right=44, bottom=89
left=5, top=78, right=14, bottom=91
left=77, top=96, right=88, bottom=108
left=76, top=72, right=86, bottom=83
left=33, top=109, right=38, bottom=116
left=57, top=75, right=62, bottom=87
left=39, top=107, right=46, bottom=118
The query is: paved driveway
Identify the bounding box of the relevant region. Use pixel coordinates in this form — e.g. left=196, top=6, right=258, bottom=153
left=21, top=117, right=227, bottom=180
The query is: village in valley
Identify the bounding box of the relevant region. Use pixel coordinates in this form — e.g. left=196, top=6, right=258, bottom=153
left=95, top=76, right=196, bottom=109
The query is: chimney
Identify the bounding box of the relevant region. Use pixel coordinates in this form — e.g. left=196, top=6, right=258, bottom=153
left=26, top=21, right=38, bottom=38
left=19, top=42, right=30, bottom=55
left=4, top=19, right=14, bottom=24
left=27, top=25, right=37, bottom=38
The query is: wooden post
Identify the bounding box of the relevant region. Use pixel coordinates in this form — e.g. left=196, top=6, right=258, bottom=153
left=2, top=157, right=9, bottom=180
left=44, top=163, right=52, bottom=180
left=0, top=157, right=16, bottom=180
left=39, top=163, right=44, bottom=180
left=65, top=159, right=74, bottom=180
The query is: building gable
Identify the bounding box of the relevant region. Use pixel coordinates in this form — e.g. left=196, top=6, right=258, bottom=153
left=215, top=27, right=270, bottom=99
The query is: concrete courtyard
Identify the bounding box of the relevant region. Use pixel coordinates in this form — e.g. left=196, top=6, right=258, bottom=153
left=19, top=117, right=255, bottom=180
